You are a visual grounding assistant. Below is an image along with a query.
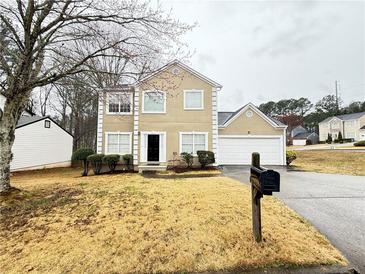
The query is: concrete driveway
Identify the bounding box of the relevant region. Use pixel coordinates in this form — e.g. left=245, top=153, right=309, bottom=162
left=222, top=166, right=365, bottom=273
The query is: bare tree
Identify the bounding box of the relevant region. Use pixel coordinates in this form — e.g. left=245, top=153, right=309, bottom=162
left=0, top=0, right=192, bottom=193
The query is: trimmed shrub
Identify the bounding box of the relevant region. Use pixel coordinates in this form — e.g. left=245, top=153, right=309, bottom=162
left=354, top=140, right=365, bottom=147
left=122, top=154, right=133, bottom=170
left=103, top=154, right=120, bottom=173
left=326, top=133, right=332, bottom=144
left=286, top=151, right=297, bottom=166
left=72, top=148, right=94, bottom=176
left=306, top=139, right=312, bottom=145
left=337, top=131, right=343, bottom=141
left=87, top=154, right=104, bottom=175
left=180, top=152, right=193, bottom=168
left=197, top=150, right=215, bottom=168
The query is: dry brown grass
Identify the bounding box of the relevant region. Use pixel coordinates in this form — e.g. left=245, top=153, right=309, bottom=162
left=292, top=150, right=365, bottom=176
left=0, top=168, right=346, bottom=273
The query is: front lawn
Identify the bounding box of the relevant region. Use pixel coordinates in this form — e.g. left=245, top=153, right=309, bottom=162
left=291, top=150, right=365, bottom=176
left=0, top=168, right=345, bottom=273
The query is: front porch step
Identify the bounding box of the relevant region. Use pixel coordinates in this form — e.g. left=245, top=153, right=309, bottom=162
left=138, top=165, right=167, bottom=172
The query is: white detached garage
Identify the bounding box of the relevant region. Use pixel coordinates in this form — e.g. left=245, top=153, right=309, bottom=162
left=11, top=116, right=73, bottom=171
left=218, top=103, right=287, bottom=165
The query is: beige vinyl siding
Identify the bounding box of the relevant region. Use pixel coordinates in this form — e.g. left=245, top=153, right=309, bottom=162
left=138, top=65, right=214, bottom=163
left=101, top=93, right=134, bottom=154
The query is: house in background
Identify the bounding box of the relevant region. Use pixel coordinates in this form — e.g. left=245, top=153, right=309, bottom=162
left=290, top=125, right=319, bottom=146
left=318, top=112, right=365, bottom=142
left=97, top=60, right=287, bottom=171
left=1, top=95, right=73, bottom=171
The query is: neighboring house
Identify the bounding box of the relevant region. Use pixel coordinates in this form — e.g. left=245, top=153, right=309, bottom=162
left=0, top=94, right=5, bottom=112
left=11, top=116, right=73, bottom=171
left=2, top=94, right=73, bottom=171
left=97, top=60, right=287, bottom=171
left=319, top=112, right=365, bottom=142
left=290, top=126, right=319, bottom=146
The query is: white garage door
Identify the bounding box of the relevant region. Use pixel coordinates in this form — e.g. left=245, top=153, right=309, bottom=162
left=218, top=136, right=284, bottom=165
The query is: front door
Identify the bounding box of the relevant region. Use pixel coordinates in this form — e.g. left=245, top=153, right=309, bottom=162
left=147, top=134, right=160, bottom=162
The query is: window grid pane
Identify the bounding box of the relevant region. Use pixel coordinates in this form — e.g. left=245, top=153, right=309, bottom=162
left=108, top=93, right=131, bottom=113
left=181, top=133, right=206, bottom=155
left=107, top=133, right=130, bottom=154
left=185, top=91, right=203, bottom=109
left=144, top=92, right=164, bottom=112
left=108, top=94, right=120, bottom=113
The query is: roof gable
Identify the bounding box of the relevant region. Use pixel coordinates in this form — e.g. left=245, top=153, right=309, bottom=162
left=16, top=116, right=73, bottom=137
left=219, top=103, right=287, bottom=129
left=136, top=60, right=222, bottom=88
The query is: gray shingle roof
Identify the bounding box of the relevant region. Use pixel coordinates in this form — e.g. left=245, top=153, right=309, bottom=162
left=16, top=115, right=46, bottom=128
left=218, top=112, right=234, bottom=126
left=320, top=112, right=365, bottom=124
left=218, top=103, right=285, bottom=127
left=336, top=112, right=365, bottom=120
left=293, top=132, right=314, bottom=139
left=16, top=115, right=73, bottom=137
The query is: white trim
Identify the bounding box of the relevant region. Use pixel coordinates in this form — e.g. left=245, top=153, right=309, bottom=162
left=96, top=91, right=104, bottom=154
left=179, top=132, right=209, bottom=156
left=136, top=60, right=222, bottom=88
left=133, top=89, right=140, bottom=165
left=212, top=87, right=218, bottom=164
left=141, top=90, right=167, bottom=114
left=140, top=131, right=167, bottom=163
left=105, top=92, right=133, bottom=115
left=104, top=132, right=132, bottom=155
left=183, top=89, right=204, bottom=110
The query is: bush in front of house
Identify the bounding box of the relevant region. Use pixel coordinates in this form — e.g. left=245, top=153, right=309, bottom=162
left=326, top=133, right=332, bottom=144
left=197, top=150, right=215, bottom=168
left=87, top=154, right=104, bottom=175
left=286, top=151, right=297, bottom=166
left=334, top=131, right=343, bottom=143
left=72, top=148, right=94, bottom=176
left=306, top=139, right=312, bottom=145
left=354, top=140, right=365, bottom=147
left=103, top=154, right=120, bottom=173
left=122, top=154, right=133, bottom=170
left=180, top=152, right=193, bottom=168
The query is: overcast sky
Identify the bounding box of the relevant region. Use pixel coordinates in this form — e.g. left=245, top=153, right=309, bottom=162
left=162, top=0, right=365, bottom=111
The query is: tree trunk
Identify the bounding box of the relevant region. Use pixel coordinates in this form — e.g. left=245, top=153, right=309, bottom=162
left=0, top=127, right=14, bottom=192
left=0, top=88, right=30, bottom=193
left=0, top=104, right=19, bottom=193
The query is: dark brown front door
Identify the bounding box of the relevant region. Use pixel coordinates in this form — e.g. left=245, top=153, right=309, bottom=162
left=147, top=135, right=159, bottom=162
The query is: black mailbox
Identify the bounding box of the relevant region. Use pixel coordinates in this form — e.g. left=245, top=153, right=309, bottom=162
left=250, top=166, right=280, bottom=195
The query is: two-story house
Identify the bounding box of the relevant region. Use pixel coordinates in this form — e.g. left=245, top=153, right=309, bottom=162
left=318, top=112, right=365, bottom=142
left=97, top=60, right=287, bottom=171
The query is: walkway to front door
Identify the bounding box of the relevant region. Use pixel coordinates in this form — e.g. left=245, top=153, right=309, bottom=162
left=147, top=134, right=160, bottom=162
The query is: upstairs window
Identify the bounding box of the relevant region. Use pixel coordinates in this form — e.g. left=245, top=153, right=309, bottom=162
left=184, top=90, right=204, bottom=110
left=107, top=92, right=132, bottom=114
left=142, top=91, right=166, bottom=113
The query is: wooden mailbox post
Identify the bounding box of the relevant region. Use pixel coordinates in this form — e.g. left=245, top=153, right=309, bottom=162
left=250, top=152, right=280, bottom=242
